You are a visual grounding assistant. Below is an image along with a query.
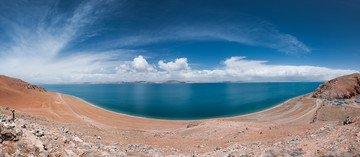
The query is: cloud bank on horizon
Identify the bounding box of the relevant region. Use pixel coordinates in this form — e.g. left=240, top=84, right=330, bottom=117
left=0, top=0, right=359, bottom=83
left=114, top=55, right=357, bottom=82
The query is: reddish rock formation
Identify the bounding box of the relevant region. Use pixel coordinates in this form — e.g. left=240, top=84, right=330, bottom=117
left=0, top=75, right=46, bottom=93
left=312, top=73, right=360, bottom=99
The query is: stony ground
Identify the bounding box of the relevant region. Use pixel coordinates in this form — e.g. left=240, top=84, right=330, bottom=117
left=1, top=105, right=360, bottom=157
left=201, top=121, right=360, bottom=157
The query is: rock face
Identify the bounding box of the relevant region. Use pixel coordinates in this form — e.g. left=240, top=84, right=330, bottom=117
left=312, top=73, right=360, bottom=99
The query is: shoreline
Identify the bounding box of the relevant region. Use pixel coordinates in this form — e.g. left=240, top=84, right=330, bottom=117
left=62, top=92, right=312, bottom=122
left=231, top=92, right=311, bottom=118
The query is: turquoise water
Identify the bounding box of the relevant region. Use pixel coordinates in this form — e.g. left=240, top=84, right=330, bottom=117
left=40, top=82, right=322, bottom=120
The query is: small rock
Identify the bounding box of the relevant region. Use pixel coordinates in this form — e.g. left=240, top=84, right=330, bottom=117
left=3, top=123, right=15, bottom=129
left=65, top=149, right=76, bottom=156
left=97, top=136, right=102, bottom=140
left=15, top=129, right=23, bottom=136
left=228, top=151, right=246, bottom=157
left=37, top=132, right=45, bottom=137
left=73, top=137, right=83, bottom=143
left=289, top=148, right=303, bottom=156
left=64, top=138, right=71, bottom=144
left=1, top=132, right=16, bottom=141
left=82, top=144, right=91, bottom=148
left=101, top=151, right=110, bottom=156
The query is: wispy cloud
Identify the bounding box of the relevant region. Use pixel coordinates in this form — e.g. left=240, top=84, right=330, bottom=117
left=111, top=20, right=310, bottom=54
left=0, top=0, right=133, bottom=83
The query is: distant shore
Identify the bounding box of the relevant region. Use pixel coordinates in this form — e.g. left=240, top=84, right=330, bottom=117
left=38, top=80, right=324, bottom=85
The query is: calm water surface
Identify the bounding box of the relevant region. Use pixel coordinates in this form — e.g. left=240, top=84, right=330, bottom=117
left=40, top=82, right=321, bottom=120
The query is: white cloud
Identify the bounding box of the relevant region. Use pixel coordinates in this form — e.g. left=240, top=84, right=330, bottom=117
left=117, top=55, right=156, bottom=73
left=112, top=55, right=358, bottom=82
left=131, top=56, right=156, bottom=72
left=220, top=57, right=356, bottom=81
left=158, top=58, right=190, bottom=72
left=115, top=56, right=162, bottom=81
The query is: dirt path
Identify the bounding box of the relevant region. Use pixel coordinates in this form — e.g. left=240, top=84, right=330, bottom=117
left=56, top=93, right=115, bottom=129
left=289, top=98, right=321, bottom=123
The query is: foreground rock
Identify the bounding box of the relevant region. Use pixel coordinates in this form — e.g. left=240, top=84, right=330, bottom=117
left=313, top=73, right=360, bottom=99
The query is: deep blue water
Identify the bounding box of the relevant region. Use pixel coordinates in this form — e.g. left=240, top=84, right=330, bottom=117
left=40, top=82, right=322, bottom=120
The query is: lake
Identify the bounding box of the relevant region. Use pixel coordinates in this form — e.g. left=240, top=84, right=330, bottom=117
left=40, top=82, right=322, bottom=120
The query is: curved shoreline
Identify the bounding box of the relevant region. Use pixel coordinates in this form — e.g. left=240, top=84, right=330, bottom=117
left=62, top=92, right=312, bottom=122
left=230, top=92, right=311, bottom=118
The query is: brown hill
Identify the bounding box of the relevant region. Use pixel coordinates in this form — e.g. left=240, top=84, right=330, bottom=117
left=0, top=75, right=83, bottom=122
left=0, top=75, right=46, bottom=93
left=312, top=73, right=360, bottom=99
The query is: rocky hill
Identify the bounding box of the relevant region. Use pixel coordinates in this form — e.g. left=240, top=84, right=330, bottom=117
left=312, top=73, right=360, bottom=99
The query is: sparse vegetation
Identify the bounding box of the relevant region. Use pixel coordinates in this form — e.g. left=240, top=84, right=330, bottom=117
left=343, top=116, right=352, bottom=125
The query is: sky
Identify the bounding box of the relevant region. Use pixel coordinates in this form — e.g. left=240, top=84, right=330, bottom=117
left=0, top=0, right=359, bottom=83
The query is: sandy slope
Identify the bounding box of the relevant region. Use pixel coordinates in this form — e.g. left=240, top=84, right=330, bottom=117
left=1, top=75, right=360, bottom=155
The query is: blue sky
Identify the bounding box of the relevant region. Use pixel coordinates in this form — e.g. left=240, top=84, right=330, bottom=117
left=0, top=0, right=359, bottom=83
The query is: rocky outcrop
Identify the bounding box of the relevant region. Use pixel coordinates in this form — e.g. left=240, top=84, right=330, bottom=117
left=312, top=73, right=360, bottom=99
